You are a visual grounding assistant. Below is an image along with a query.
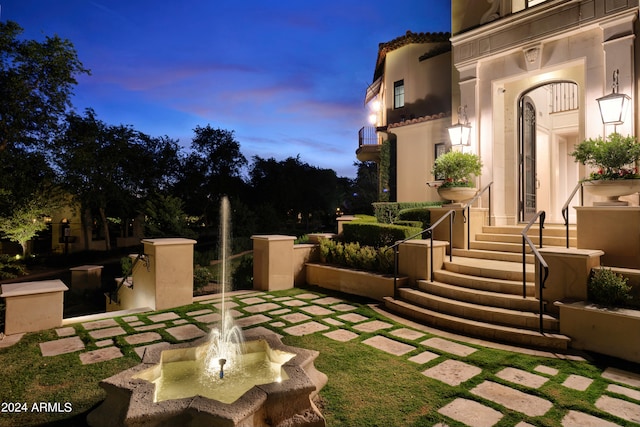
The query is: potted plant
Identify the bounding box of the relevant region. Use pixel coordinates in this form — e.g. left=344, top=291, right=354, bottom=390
left=570, top=133, right=640, bottom=204
left=430, top=150, right=483, bottom=203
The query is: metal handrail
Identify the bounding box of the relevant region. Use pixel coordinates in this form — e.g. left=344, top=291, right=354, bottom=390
left=521, top=211, right=549, bottom=334
left=561, top=181, right=584, bottom=248
left=389, top=210, right=456, bottom=298
left=108, top=252, right=150, bottom=304
left=462, top=182, right=493, bottom=249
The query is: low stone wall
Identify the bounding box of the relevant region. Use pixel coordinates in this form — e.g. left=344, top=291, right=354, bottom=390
left=557, top=301, right=640, bottom=363
left=305, top=263, right=407, bottom=301
left=1, top=280, right=68, bottom=335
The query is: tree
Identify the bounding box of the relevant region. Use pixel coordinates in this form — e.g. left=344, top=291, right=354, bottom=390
left=0, top=146, right=65, bottom=256
left=0, top=191, right=63, bottom=256
left=175, top=125, right=248, bottom=226
left=54, top=109, right=181, bottom=250
left=249, top=156, right=340, bottom=231
left=345, top=161, right=379, bottom=214
left=143, top=193, right=196, bottom=238
left=0, top=21, right=89, bottom=152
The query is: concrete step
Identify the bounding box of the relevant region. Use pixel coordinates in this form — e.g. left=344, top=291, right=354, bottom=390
left=433, top=270, right=535, bottom=297
left=418, top=280, right=541, bottom=312
left=383, top=297, right=570, bottom=350
left=452, top=248, right=534, bottom=264
left=475, top=232, right=573, bottom=247
left=443, top=256, right=535, bottom=282
left=399, top=288, right=558, bottom=331
left=469, top=240, right=531, bottom=253
left=483, top=224, right=576, bottom=237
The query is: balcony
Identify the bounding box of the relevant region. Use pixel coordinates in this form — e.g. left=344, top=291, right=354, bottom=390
left=356, top=126, right=381, bottom=162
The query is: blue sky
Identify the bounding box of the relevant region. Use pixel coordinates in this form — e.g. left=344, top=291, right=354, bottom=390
left=4, top=1, right=450, bottom=178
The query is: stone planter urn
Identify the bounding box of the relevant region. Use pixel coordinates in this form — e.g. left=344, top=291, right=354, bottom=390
left=583, top=179, right=640, bottom=206
left=437, top=186, right=478, bottom=204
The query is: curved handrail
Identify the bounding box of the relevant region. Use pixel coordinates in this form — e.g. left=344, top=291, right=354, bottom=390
left=521, top=211, right=549, bottom=334
left=561, top=181, right=584, bottom=248
left=108, top=252, right=150, bottom=304
left=462, top=182, right=493, bottom=249
left=389, top=209, right=456, bottom=298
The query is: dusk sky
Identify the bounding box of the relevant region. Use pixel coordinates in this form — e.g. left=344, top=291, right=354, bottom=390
left=4, top=1, right=450, bottom=178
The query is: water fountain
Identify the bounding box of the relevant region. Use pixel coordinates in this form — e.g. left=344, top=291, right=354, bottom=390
left=87, top=196, right=327, bottom=427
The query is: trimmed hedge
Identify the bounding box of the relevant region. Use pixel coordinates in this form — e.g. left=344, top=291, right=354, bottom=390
left=373, top=201, right=441, bottom=224
left=342, top=221, right=422, bottom=247
left=318, top=239, right=394, bottom=274
left=397, top=207, right=431, bottom=229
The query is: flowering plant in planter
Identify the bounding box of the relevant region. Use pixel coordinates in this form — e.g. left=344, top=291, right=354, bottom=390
left=570, top=133, right=640, bottom=180
left=431, top=151, right=482, bottom=188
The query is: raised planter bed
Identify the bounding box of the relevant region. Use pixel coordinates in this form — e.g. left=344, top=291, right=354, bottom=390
left=556, top=300, right=640, bottom=363
left=305, top=263, right=407, bottom=301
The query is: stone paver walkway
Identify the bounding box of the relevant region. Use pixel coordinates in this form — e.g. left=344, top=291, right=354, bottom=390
left=19, top=289, right=640, bottom=426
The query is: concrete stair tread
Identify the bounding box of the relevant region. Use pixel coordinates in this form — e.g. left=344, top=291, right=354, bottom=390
left=444, top=256, right=535, bottom=282
left=482, top=224, right=577, bottom=237
left=433, top=270, right=535, bottom=296
left=452, top=248, right=535, bottom=264
left=399, top=288, right=558, bottom=330
left=469, top=240, right=534, bottom=253
left=419, top=280, right=541, bottom=311
left=384, top=297, right=570, bottom=350
left=475, top=232, right=573, bottom=246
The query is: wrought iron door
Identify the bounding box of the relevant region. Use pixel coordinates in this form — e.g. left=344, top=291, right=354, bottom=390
left=520, top=98, right=537, bottom=221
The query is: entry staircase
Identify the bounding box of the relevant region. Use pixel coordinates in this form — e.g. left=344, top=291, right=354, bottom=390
left=384, top=223, right=577, bottom=350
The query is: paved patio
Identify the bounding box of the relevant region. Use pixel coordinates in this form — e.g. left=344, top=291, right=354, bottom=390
left=11, top=289, right=640, bottom=426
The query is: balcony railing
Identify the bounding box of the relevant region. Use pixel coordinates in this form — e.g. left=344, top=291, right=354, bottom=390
left=358, top=126, right=377, bottom=147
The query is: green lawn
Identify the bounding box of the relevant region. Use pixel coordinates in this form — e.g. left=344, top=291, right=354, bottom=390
left=0, top=287, right=637, bottom=427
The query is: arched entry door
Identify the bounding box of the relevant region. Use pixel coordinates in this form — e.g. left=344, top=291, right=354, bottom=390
left=520, top=96, right=537, bottom=221
left=518, top=82, right=580, bottom=223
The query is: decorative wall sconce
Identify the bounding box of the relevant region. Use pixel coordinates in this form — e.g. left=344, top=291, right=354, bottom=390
left=448, top=105, right=472, bottom=146
left=597, top=69, right=631, bottom=125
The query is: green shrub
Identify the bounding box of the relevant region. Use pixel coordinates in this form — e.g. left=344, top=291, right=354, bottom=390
left=193, top=265, right=214, bottom=290
left=393, top=220, right=422, bottom=228
left=318, top=239, right=394, bottom=274
left=372, top=202, right=441, bottom=224
left=0, top=300, right=5, bottom=334
left=231, top=254, right=253, bottom=290
left=342, top=222, right=421, bottom=247
left=588, top=268, right=632, bottom=306
left=120, top=256, right=133, bottom=277
left=0, top=254, right=26, bottom=280
left=397, top=208, right=431, bottom=229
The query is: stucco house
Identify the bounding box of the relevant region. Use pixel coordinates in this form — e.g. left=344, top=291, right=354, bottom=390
left=354, top=0, right=640, bottom=359
left=357, top=31, right=452, bottom=203
left=360, top=0, right=640, bottom=223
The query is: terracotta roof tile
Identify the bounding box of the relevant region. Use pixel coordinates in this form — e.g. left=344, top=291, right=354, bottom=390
left=387, top=112, right=451, bottom=129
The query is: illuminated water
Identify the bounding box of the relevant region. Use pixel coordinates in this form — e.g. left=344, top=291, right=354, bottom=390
left=152, top=348, right=294, bottom=404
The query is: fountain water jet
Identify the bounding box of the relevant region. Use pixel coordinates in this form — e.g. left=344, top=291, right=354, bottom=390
left=87, top=197, right=327, bottom=427
left=203, top=195, right=245, bottom=380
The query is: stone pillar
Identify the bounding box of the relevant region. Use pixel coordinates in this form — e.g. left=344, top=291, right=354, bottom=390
left=70, top=265, right=103, bottom=295
left=118, top=238, right=196, bottom=311
left=1, top=280, right=68, bottom=335
left=336, top=215, right=357, bottom=235
left=537, top=247, right=604, bottom=314
left=397, top=240, right=448, bottom=285
left=252, top=235, right=296, bottom=291
left=429, top=207, right=487, bottom=251
left=575, top=206, right=640, bottom=268
left=600, top=13, right=636, bottom=136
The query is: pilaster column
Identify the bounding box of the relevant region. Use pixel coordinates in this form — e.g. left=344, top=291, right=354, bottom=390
left=600, top=13, right=636, bottom=136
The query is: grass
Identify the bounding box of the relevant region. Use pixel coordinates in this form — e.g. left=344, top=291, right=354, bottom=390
left=0, top=287, right=639, bottom=426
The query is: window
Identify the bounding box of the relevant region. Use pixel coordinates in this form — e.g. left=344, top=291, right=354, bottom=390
left=394, top=80, right=404, bottom=109
left=512, top=0, right=550, bottom=13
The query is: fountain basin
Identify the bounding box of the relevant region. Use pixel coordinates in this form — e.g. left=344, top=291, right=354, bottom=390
left=87, top=330, right=327, bottom=427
